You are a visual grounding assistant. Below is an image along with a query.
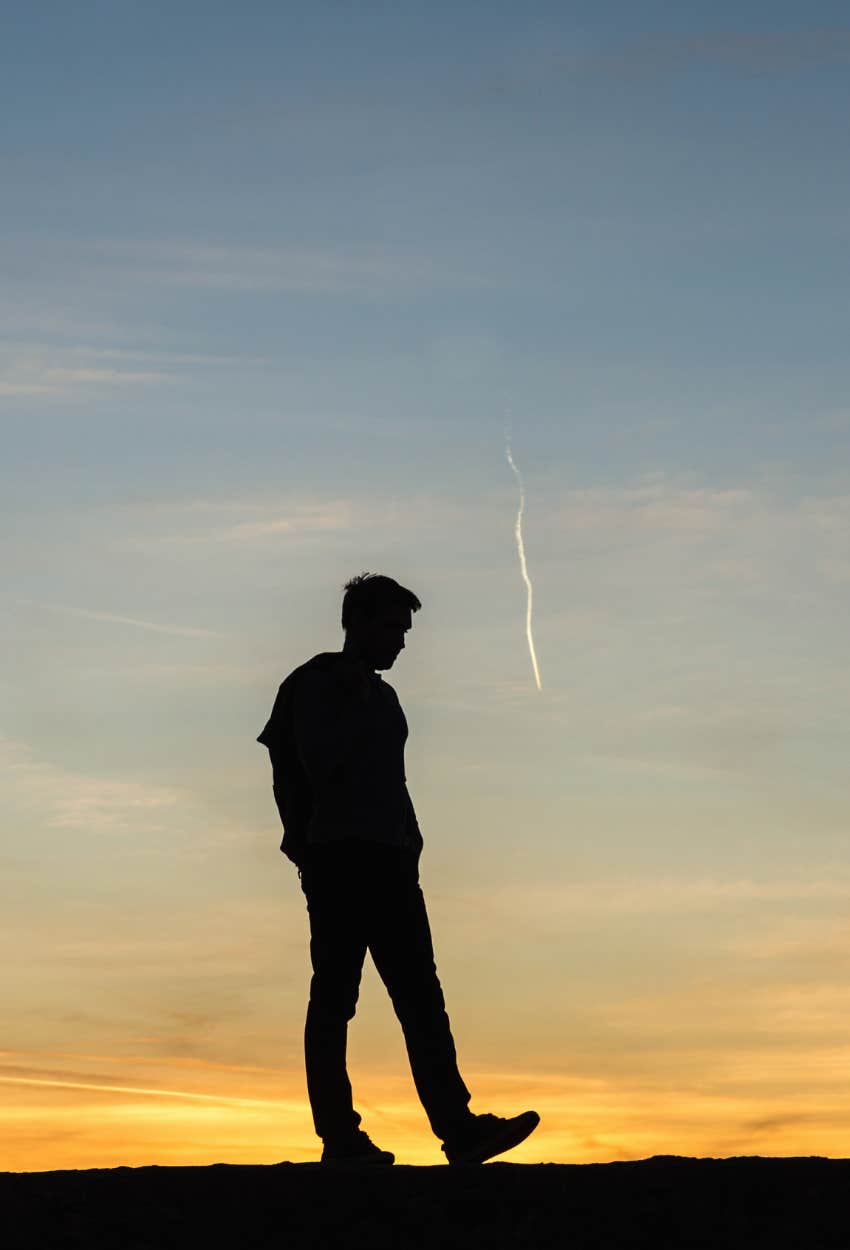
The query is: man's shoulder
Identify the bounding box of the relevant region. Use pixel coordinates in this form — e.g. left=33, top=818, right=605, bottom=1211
left=267, top=653, right=342, bottom=710
left=259, top=655, right=342, bottom=747
left=293, top=652, right=344, bottom=682
left=277, top=652, right=340, bottom=685
left=286, top=654, right=350, bottom=702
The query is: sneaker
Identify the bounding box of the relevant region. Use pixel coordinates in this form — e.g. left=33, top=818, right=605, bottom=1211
left=441, top=1110, right=540, bottom=1165
left=321, top=1128, right=395, bottom=1166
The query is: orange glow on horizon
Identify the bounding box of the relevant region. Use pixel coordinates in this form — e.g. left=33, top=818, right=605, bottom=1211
left=3, top=1058, right=850, bottom=1173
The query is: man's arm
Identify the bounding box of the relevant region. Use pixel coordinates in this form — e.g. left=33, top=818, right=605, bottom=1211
left=292, top=664, right=371, bottom=792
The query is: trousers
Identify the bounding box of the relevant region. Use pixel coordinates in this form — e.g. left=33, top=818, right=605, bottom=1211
left=298, top=838, right=472, bottom=1142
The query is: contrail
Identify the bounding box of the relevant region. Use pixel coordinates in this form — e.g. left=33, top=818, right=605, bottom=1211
left=505, top=423, right=542, bottom=691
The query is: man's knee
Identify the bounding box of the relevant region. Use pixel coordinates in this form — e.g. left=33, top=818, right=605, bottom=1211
left=308, top=973, right=361, bottom=1023
left=388, top=970, right=448, bottom=1024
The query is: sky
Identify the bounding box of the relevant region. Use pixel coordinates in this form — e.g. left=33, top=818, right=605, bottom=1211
left=3, top=0, right=850, bottom=1170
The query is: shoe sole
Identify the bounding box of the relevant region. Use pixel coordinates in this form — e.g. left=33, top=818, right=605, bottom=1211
left=446, top=1111, right=540, bottom=1166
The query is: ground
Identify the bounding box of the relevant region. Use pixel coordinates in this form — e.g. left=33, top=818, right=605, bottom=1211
left=4, top=1156, right=849, bottom=1249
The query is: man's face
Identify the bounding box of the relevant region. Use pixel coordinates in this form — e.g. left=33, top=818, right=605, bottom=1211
left=350, top=604, right=412, bottom=670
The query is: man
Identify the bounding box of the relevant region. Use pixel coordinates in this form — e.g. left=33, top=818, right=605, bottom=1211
left=257, top=572, right=539, bottom=1166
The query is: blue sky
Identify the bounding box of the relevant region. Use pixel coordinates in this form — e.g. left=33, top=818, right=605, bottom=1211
left=3, top=1, right=850, bottom=1168
left=4, top=3, right=850, bottom=519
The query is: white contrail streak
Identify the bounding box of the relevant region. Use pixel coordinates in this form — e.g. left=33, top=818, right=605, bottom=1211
left=505, top=424, right=542, bottom=691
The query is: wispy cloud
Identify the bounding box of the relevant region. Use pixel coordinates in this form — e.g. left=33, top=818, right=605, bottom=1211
left=0, top=365, right=169, bottom=396
left=535, top=476, right=850, bottom=590
left=1, top=332, right=198, bottom=396
left=0, top=738, right=185, bottom=837
left=84, top=239, right=483, bottom=295
left=109, top=495, right=393, bottom=550
left=0, top=1048, right=278, bottom=1076
left=72, top=662, right=267, bottom=685
left=0, top=1072, right=289, bottom=1108
left=18, top=598, right=226, bottom=639
left=0, top=338, right=273, bottom=398
left=544, top=28, right=850, bottom=84
left=452, top=872, right=850, bottom=931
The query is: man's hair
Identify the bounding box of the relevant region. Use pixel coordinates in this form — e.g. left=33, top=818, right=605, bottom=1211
left=341, top=572, right=421, bottom=632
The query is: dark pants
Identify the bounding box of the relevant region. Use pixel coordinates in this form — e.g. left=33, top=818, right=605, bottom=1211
left=298, top=838, right=472, bottom=1143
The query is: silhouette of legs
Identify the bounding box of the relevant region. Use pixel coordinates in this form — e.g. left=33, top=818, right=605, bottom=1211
left=300, top=839, right=471, bottom=1144
left=302, top=853, right=368, bottom=1140
left=366, top=858, right=472, bottom=1140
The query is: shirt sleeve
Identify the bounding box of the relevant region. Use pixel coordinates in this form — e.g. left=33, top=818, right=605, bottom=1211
left=403, top=785, right=422, bottom=844
left=291, top=667, right=368, bottom=791
left=257, top=680, right=290, bottom=753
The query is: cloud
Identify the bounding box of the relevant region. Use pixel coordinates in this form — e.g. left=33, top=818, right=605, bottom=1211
left=534, top=475, right=850, bottom=591
left=817, top=409, right=850, bottom=433
left=108, top=476, right=805, bottom=566
left=0, top=1071, right=285, bottom=1109
left=542, top=480, right=759, bottom=538
left=547, top=28, right=850, bottom=83
left=0, top=345, right=172, bottom=396
left=0, top=737, right=185, bottom=837
left=106, top=492, right=438, bottom=550
left=71, top=662, right=268, bottom=685
left=726, top=918, right=850, bottom=966
left=0, top=337, right=272, bottom=399
left=0, top=305, right=142, bottom=343
left=740, top=1113, right=812, bottom=1135
left=113, top=500, right=357, bottom=550
left=84, top=239, right=483, bottom=296
left=19, top=599, right=226, bottom=639
left=462, top=872, right=850, bottom=928
left=0, top=1049, right=277, bottom=1076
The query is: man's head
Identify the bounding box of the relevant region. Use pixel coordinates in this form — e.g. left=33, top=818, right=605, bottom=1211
left=341, top=572, right=421, bottom=671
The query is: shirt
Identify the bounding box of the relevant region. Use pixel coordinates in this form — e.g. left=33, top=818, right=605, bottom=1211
left=258, top=651, right=423, bottom=856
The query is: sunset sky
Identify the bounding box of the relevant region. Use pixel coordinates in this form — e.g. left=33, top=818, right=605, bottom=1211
left=3, top=0, right=850, bottom=1171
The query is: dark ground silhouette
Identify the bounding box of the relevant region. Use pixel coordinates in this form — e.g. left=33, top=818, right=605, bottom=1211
left=4, top=1156, right=850, bottom=1249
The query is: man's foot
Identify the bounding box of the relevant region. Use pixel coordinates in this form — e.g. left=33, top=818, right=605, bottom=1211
left=321, top=1128, right=395, bottom=1166
left=441, top=1111, right=540, bottom=1165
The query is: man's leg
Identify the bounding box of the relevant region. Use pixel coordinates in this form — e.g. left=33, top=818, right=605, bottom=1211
left=367, top=848, right=473, bottom=1142
left=300, top=844, right=369, bottom=1142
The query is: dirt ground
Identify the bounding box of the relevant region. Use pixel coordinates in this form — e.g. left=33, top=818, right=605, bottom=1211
left=4, top=1155, right=849, bottom=1249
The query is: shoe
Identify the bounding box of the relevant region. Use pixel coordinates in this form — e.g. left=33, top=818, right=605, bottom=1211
left=441, top=1110, right=540, bottom=1165
left=321, top=1128, right=395, bottom=1166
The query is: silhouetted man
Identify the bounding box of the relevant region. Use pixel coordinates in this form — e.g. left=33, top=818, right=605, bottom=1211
left=258, top=572, right=539, bottom=1165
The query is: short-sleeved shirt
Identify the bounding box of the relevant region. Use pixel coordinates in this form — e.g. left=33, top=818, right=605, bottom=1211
left=258, top=652, right=422, bottom=857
